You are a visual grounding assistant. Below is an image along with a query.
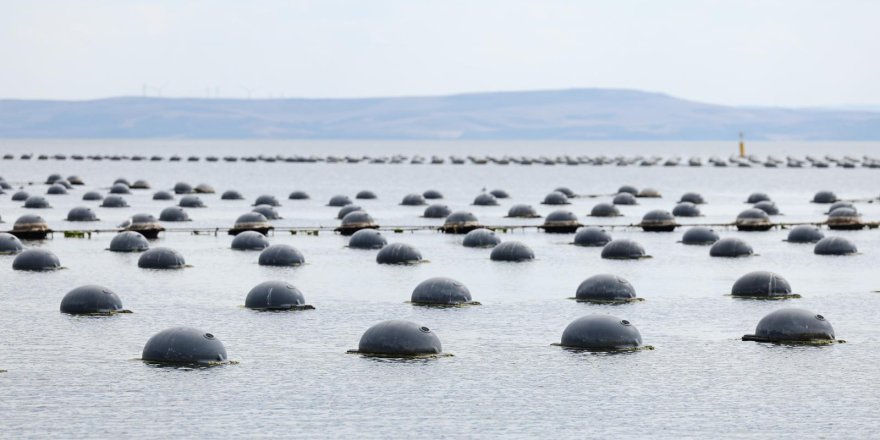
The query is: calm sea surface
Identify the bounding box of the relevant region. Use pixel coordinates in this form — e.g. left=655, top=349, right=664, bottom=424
left=1, top=140, right=879, bottom=438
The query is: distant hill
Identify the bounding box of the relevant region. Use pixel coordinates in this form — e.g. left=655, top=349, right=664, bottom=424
left=1, top=89, right=879, bottom=140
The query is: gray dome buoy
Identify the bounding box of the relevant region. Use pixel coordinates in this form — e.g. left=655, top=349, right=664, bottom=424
left=11, top=214, right=51, bottom=239
left=288, top=190, right=310, bottom=200
left=82, top=191, right=103, bottom=201
left=24, top=195, right=52, bottom=209
left=441, top=211, right=482, bottom=234
left=0, top=232, right=24, bottom=254
left=617, top=185, right=638, bottom=196
left=348, top=229, right=387, bottom=249
left=258, top=244, right=305, bottom=266
left=814, top=236, right=857, bottom=256
left=636, top=188, right=661, bottom=198
left=230, top=212, right=272, bottom=236
left=731, top=271, right=798, bottom=299
left=612, top=193, right=637, bottom=205
left=411, top=277, right=475, bottom=306
left=252, top=204, right=282, bottom=220
left=753, top=201, right=780, bottom=215
left=573, top=226, right=612, bottom=247
left=376, top=242, right=423, bottom=265
left=422, top=189, right=443, bottom=199
left=746, top=192, right=771, bottom=203
left=245, top=280, right=313, bottom=310
left=66, top=206, right=98, bottom=222
left=46, top=184, right=68, bottom=195
left=336, top=204, right=362, bottom=219
left=100, top=195, right=129, bottom=208
left=194, top=183, right=214, bottom=194
left=159, top=206, right=190, bottom=222
left=575, top=274, right=639, bottom=303
left=559, top=315, right=644, bottom=351
left=554, top=187, right=576, bottom=198
left=639, top=209, right=677, bottom=232
left=735, top=208, right=772, bottom=231
left=178, top=195, right=206, bottom=208
left=541, top=191, right=570, bottom=205
left=589, top=203, right=621, bottom=217
left=152, top=190, right=174, bottom=200
left=680, top=227, right=719, bottom=245
left=672, top=202, right=701, bottom=217
left=785, top=225, right=824, bottom=243
left=356, top=190, right=377, bottom=200
left=601, top=239, right=647, bottom=260
left=709, top=237, right=753, bottom=257
left=231, top=230, right=270, bottom=250
left=812, top=190, right=837, bottom=204
left=401, top=193, right=427, bottom=206
left=254, top=194, right=280, bottom=207
left=112, top=177, right=130, bottom=186
left=109, top=183, right=130, bottom=194
left=327, top=194, right=352, bottom=207
left=11, top=190, right=29, bottom=201
left=423, top=204, right=452, bottom=218
left=221, top=190, right=244, bottom=200
left=827, top=207, right=863, bottom=230
left=541, top=210, right=582, bottom=233
left=825, top=201, right=853, bottom=214
left=352, top=320, right=443, bottom=357
left=489, top=189, right=509, bottom=199
left=45, top=173, right=62, bottom=184
left=12, top=248, right=61, bottom=271
left=679, top=192, right=705, bottom=204
left=130, top=179, right=150, bottom=189
left=109, top=231, right=150, bottom=252
left=490, top=241, right=534, bottom=262
left=68, top=175, right=85, bottom=185
left=142, top=327, right=228, bottom=365
left=125, top=213, right=165, bottom=239
left=173, top=182, right=193, bottom=194
left=60, top=285, right=128, bottom=315
left=462, top=228, right=501, bottom=248
left=138, top=247, right=186, bottom=269
left=472, top=193, right=498, bottom=206
left=506, top=204, right=540, bottom=218
left=336, top=210, right=378, bottom=236
left=743, top=308, right=838, bottom=344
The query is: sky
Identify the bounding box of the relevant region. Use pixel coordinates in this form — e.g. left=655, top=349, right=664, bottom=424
left=1, top=0, right=878, bottom=107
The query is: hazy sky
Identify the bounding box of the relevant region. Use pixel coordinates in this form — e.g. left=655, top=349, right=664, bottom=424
left=2, top=0, right=878, bottom=106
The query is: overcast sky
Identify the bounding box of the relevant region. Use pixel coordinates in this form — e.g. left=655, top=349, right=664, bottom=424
left=2, top=0, right=878, bottom=106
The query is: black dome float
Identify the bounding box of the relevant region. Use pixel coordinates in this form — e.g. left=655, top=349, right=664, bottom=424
left=66, top=207, right=98, bottom=222
left=506, top=204, right=541, bottom=218
left=678, top=192, right=705, bottom=204
left=0, top=232, right=24, bottom=255
left=612, top=193, right=637, bottom=206
left=489, top=241, right=534, bottom=262
left=554, top=187, right=577, bottom=198
left=422, top=189, right=444, bottom=199
left=826, top=207, right=864, bottom=230
left=573, top=226, right=612, bottom=247
left=680, top=227, right=719, bottom=245
left=472, top=193, right=499, bottom=206
left=82, top=191, right=103, bottom=201
left=152, top=190, right=174, bottom=201
left=348, top=229, right=387, bottom=249
left=785, top=225, right=824, bottom=243
left=178, top=195, right=206, bottom=208
left=159, top=206, right=191, bottom=222
left=252, top=204, right=282, bottom=220
left=336, top=211, right=379, bottom=236
left=173, top=182, right=193, bottom=194
left=376, top=243, right=423, bottom=265
left=194, top=183, right=215, bottom=194
left=11, top=214, right=52, bottom=240
left=811, top=190, right=838, bottom=204
left=23, top=195, right=52, bottom=209
left=440, top=211, right=482, bottom=234
left=231, top=230, right=270, bottom=250
left=401, top=193, right=427, bottom=206
left=489, top=189, right=510, bottom=199
left=589, top=203, right=621, bottom=217
left=813, top=236, right=857, bottom=256
left=109, top=231, right=150, bottom=252
left=574, top=274, right=642, bottom=303
left=709, top=237, right=754, bottom=257
left=742, top=308, right=842, bottom=344
left=541, top=210, right=582, bottom=233
left=746, top=192, right=771, bottom=204
left=731, top=271, right=800, bottom=299
left=410, top=277, right=478, bottom=306
left=601, top=239, right=648, bottom=260
left=288, top=190, right=310, bottom=200
left=254, top=194, right=281, bottom=207
left=355, top=190, right=377, bottom=200
left=221, top=190, right=244, bottom=200
left=672, top=202, right=701, bottom=217
left=138, top=247, right=187, bottom=269
left=12, top=248, right=61, bottom=271
left=244, top=281, right=314, bottom=311
left=124, top=213, right=165, bottom=239
left=423, top=204, right=452, bottom=218
left=639, top=209, right=677, bottom=232
left=142, top=327, right=230, bottom=366
left=556, top=315, right=648, bottom=352
left=100, top=195, right=129, bottom=208
left=327, top=194, right=352, bottom=207
left=60, top=285, right=130, bottom=315
left=462, top=228, right=501, bottom=248
left=541, top=191, right=570, bottom=205
left=336, top=205, right=362, bottom=220
left=229, top=212, right=273, bottom=236
left=735, top=208, right=773, bottom=231
left=258, top=244, right=306, bottom=267
left=617, top=185, right=638, bottom=196
left=753, top=201, right=780, bottom=215
left=348, top=320, right=445, bottom=358
left=636, top=188, right=661, bottom=198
